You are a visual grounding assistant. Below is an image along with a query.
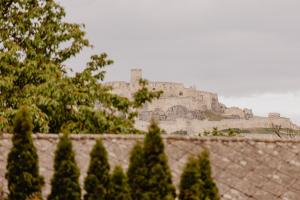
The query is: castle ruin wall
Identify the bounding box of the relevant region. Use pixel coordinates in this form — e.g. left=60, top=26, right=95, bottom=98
left=136, top=117, right=298, bottom=134
left=104, top=69, right=298, bottom=132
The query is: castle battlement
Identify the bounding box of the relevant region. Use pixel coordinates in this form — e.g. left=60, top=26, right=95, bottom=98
left=105, top=69, right=249, bottom=118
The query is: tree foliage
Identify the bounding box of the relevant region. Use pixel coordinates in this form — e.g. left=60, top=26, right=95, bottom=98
left=202, top=127, right=239, bottom=137
left=198, top=150, right=219, bottom=200
left=142, top=121, right=176, bottom=200
left=127, top=122, right=176, bottom=200
left=5, top=107, right=44, bottom=200
left=0, top=0, right=161, bottom=134
left=48, top=133, right=81, bottom=200
left=84, top=139, right=110, bottom=200
left=179, top=156, right=202, bottom=200
left=179, top=151, right=219, bottom=200
left=127, top=142, right=147, bottom=200
left=109, top=166, right=132, bottom=200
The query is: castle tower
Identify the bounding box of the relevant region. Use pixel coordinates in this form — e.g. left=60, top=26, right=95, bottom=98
left=130, top=69, right=142, bottom=86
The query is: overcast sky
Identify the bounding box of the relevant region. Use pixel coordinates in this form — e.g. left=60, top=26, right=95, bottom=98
left=58, top=0, right=300, bottom=124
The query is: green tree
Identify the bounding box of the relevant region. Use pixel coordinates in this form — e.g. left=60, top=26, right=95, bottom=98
left=198, top=150, right=219, bottom=200
left=5, top=107, right=44, bottom=200
left=0, top=0, right=162, bottom=134
left=143, top=121, right=176, bottom=200
left=127, top=142, right=147, bottom=200
left=48, top=133, right=81, bottom=200
left=84, top=139, right=110, bottom=200
left=109, top=166, right=132, bottom=200
left=179, top=156, right=202, bottom=200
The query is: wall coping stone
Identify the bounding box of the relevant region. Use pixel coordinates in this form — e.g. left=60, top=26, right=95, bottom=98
left=2, top=133, right=300, bottom=143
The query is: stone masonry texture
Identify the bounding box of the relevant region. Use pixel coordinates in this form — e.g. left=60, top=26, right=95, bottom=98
left=1, top=134, right=300, bottom=200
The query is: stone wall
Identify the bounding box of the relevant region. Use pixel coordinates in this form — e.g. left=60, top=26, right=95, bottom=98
left=143, top=97, right=206, bottom=112
left=1, top=134, right=300, bottom=200
left=105, top=69, right=223, bottom=115
left=105, top=81, right=131, bottom=98
left=223, top=107, right=248, bottom=119
left=136, top=117, right=299, bottom=134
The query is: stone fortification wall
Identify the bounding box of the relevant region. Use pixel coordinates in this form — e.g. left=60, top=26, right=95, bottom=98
left=1, top=134, right=300, bottom=200
left=147, top=82, right=220, bottom=112
left=105, top=69, right=223, bottom=116
left=104, top=69, right=299, bottom=131
left=106, top=79, right=218, bottom=108
left=143, top=97, right=206, bottom=112
left=223, top=107, right=254, bottom=119
left=105, top=81, right=131, bottom=98
left=136, top=117, right=299, bottom=134
left=148, top=81, right=185, bottom=96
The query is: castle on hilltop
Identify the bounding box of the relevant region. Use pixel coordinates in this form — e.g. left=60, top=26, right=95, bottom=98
left=106, top=69, right=298, bottom=134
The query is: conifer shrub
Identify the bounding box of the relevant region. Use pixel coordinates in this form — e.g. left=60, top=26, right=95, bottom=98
left=179, top=150, right=219, bottom=200
left=5, top=107, right=44, bottom=200
left=84, top=139, right=110, bottom=200
left=48, top=133, right=81, bottom=200
left=198, top=150, right=219, bottom=200
left=109, top=166, right=131, bottom=200
left=127, top=142, right=147, bottom=200
left=25, top=193, right=42, bottom=200
left=143, top=121, right=176, bottom=200
left=179, top=156, right=202, bottom=200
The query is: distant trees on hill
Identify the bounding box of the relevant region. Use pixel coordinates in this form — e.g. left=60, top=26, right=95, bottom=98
left=202, top=127, right=239, bottom=137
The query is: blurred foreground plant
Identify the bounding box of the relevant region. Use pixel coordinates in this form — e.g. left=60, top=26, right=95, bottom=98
left=0, top=0, right=161, bottom=134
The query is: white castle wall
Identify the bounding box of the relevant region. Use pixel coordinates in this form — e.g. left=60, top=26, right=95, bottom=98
left=105, top=69, right=220, bottom=112
left=136, top=117, right=298, bottom=135
left=106, top=81, right=131, bottom=98
left=224, top=107, right=247, bottom=118
left=148, top=82, right=185, bottom=97
left=144, top=97, right=207, bottom=112
left=147, top=82, right=219, bottom=111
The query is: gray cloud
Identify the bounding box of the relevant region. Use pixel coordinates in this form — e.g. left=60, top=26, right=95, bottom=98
left=59, top=0, right=300, bottom=96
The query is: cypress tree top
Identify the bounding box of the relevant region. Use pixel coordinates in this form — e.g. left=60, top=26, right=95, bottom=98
left=48, top=133, right=81, bottom=200
left=198, top=150, right=220, bottom=200
left=109, top=166, right=132, bottom=200
left=5, top=107, right=44, bottom=200
left=127, top=142, right=147, bottom=200
left=84, top=139, right=110, bottom=200
left=143, top=121, right=176, bottom=200
left=179, top=156, right=202, bottom=200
